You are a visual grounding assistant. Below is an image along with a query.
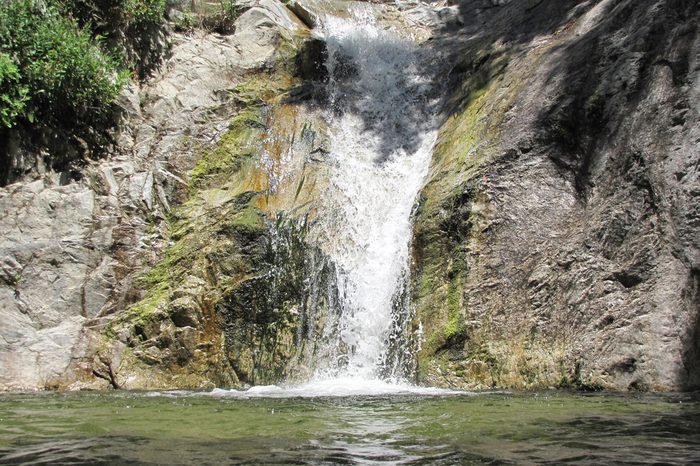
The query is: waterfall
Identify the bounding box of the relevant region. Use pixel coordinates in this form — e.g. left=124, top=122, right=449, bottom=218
left=307, top=11, right=439, bottom=382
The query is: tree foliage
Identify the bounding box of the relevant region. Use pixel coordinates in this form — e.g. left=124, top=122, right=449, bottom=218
left=61, top=0, right=166, bottom=45
left=0, top=0, right=130, bottom=133
left=57, top=0, right=167, bottom=80
left=0, top=0, right=167, bottom=180
left=0, top=53, right=28, bottom=129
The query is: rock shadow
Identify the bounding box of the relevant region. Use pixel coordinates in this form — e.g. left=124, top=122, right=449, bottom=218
left=528, top=0, right=700, bottom=391
left=285, top=29, right=444, bottom=164
left=283, top=0, right=598, bottom=165
left=683, top=267, right=700, bottom=390
left=428, top=0, right=592, bottom=119
left=533, top=0, right=699, bottom=197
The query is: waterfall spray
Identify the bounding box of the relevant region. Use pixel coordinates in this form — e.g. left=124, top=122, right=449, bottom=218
left=308, top=10, right=439, bottom=382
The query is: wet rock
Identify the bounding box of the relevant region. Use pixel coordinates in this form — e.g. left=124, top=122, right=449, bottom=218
left=1, top=0, right=697, bottom=393
left=413, top=0, right=700, bottom=391
left=295, top=37, right=328, bottom=82
left=0, top=0, right=306, bottom=390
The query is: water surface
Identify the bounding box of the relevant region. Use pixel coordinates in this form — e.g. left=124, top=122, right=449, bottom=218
left=1, top=390, right=698, bottom=465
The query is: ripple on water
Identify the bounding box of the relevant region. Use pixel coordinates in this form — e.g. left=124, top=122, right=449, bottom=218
left=0, top=391, right=698, bottom=465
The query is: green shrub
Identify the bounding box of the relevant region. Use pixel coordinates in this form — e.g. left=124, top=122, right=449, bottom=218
left=124, top=0, right=166, bottom=29
left=168, top=0, right=245, bottom=35
left=0, top=53, right=28, bottom=128
left=0, top=0, right=128, bottom=150
left=201, top=0, right=243, bottom=34
left=173, top=8, right=199, bottom=34
left=58, top=0, right=167, bottom=79
left=60, top=0, right=166, bottom=35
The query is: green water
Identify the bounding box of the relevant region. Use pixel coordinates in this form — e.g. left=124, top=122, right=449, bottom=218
left=0, top=390, right=698, bottom=465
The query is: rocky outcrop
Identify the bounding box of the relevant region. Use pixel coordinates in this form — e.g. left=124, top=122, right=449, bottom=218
left=0, top=0, right=318, bottom=390
left=77, top=0, right=451, bottom=390
left=1, top=0, right=697, bottom=392
left=412, top=0, right=700, bottom=390
left=0, top=179, right=108, bottom=389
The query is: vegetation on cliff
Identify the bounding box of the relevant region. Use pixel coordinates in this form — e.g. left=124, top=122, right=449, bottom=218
left=0, top=0, right=167, bottom=184
left=172, top=0, right=245, bottom=35
left=0, top=1, right=126, bottom=129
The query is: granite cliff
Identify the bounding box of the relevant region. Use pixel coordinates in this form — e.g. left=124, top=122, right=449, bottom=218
left=0, top=0, right=697, bottom=391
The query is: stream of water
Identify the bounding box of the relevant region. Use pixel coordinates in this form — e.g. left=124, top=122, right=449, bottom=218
left=303, top=7, right=439, bottom=383
left=1, top=390, right=698, bottom=465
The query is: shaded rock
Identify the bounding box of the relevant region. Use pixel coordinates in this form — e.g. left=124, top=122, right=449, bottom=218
left=412, top=0, right=700, bottom=391
left=170, top=297, right=201, bottom=328
left=295, top=37, right=329, bottom=82
left=1, top=0, right=697, bottom=393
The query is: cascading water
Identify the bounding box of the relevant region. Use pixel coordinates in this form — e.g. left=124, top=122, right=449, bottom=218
left=306, top=10, right=440, bottom=383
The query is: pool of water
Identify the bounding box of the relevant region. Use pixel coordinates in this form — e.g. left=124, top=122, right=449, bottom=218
left=1, top=389, right=698, bottom=465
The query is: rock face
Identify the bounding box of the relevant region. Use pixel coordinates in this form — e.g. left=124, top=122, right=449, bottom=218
left=0, top=0, right=317, bottom=390
left=412, top=0, right=700, bottom=390
left=0, top=0, right=698, bottom=391
left=0, top=180, right=106, bottom=389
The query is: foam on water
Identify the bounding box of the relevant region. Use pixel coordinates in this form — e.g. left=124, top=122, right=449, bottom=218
left=206, top=378, right=464, bottom=398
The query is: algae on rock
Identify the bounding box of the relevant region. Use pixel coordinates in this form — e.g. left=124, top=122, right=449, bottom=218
left=411, top=0, right=700, bottom=391
left=100, top=18, right=342, bottom=388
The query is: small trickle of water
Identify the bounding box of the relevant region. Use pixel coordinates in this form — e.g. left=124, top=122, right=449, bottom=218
left=308, top=10, right=439, bottom=382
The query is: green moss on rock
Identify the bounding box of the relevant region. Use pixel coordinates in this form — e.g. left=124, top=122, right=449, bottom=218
left=190, top=108, right=265, bottom=187
left=103, top=33, right=338, bottom=389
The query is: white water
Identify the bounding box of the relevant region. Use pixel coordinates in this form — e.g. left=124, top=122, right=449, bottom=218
left=206, top=378, right=464, bottom=398
left=305, top=11, right=439, bottom=383
left=223, top=10, right=443, bottom=397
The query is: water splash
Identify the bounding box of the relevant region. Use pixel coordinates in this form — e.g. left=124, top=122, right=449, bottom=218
left=208, top=378, right=464, bottom=398
left=307, top=11, right=439, bottom=382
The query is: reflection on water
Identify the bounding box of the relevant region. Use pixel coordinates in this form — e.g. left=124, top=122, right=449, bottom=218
left=0, top=391, right=699, bottom=465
